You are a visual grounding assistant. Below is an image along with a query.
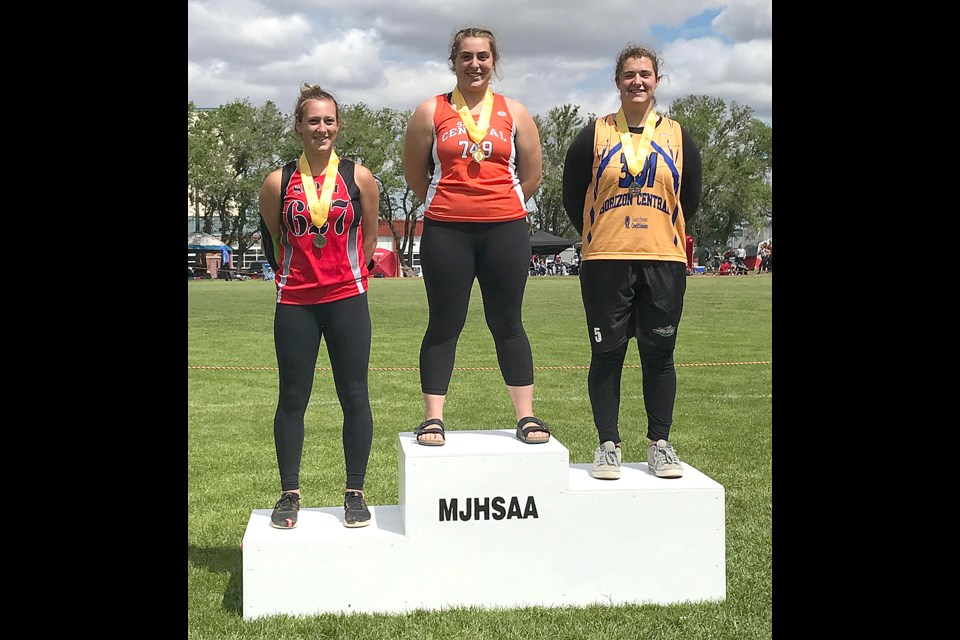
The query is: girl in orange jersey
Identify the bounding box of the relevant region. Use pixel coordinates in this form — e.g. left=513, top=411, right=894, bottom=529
left=402, top=27, right=549, bottom=447
left=562, top=44, right=702, bottom=480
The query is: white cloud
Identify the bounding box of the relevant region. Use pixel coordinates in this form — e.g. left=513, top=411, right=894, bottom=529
left=712, top=0, right=773, bottom=40
left=188, top=0, right=772, bottom=124
left=658, top=37, right=771, bottom=121
left=188, top=0, right=311, bottom=63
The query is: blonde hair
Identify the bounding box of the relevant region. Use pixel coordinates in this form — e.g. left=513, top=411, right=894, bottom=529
left=293, top=82, right=340, bottom=124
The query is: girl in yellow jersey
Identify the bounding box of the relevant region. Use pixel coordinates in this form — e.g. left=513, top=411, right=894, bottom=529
left=562, top=44, right=702, bottom=480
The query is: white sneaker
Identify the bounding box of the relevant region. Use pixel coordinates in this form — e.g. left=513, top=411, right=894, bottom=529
left=647, top=439, right=683, bottom=478
left=591, top=441, right=622, bottom=479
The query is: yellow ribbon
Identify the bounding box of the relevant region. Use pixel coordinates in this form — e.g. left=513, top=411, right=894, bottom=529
left=298, top=150, right=340, bottom=228
left=614, top=108, right=659, bottom=180
left=452, top=87, right=494, bottom=151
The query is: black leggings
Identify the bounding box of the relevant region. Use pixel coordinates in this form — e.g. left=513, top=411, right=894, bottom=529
left=273, top=295, right=373, bottom=492
left=419, top=218, right=534, bottom=394
left=588, top=342, right=676, bottom=444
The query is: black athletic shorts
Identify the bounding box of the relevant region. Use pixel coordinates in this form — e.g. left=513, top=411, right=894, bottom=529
left=579, top=259, right=687, bottom=353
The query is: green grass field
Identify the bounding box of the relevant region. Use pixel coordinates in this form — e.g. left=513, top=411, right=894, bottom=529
left=188, top=274, right=772, bottom=639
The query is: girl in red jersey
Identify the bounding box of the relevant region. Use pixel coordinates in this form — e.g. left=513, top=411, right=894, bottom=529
left=402, top=27, right=549, bottom=447
left=258, top=83, right=380, bottom=529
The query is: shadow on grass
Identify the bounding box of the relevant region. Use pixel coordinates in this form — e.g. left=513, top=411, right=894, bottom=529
left=188, top=544, right=242, bottom=615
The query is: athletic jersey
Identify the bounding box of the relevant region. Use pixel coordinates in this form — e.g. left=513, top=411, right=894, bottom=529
left=274, top=158, right=369, bottom=305
left=579, top=113, right=688, bottom=263
left=422, top=92, right=528, bottom=223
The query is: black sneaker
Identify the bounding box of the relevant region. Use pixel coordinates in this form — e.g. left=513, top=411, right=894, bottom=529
left=270, top=491, right=300, bottom=529
left=343, top=490, right=371, bottom=528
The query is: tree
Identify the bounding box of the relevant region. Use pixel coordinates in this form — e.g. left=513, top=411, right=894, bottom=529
left=531, top=105, right=590, bottom=239
left=187, top=102, right=228, bottom=234
left=187, top=100, right=291, bottom=261
left=665, top=95, right=772, bottom=249
left=189, top=94, right=773, bottom=269
left=210, top=100, right=289, bottom=260
left=337, top=105, right=421, bottom=267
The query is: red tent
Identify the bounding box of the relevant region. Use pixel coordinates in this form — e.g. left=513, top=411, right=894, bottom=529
left=370, top=247, right=398, bottom=277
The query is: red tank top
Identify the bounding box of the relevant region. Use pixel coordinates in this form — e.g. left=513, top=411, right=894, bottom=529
left=274, top=158, right=369, bottom=305
left=422, top=92, right=529, bottom=223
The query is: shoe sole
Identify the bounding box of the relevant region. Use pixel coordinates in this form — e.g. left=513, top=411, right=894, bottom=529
left=270, top=519, right=298, bottom=529
left=652, top=467, right=683, bottom=478
left=591, top=469, right=621, bottom=480
left=343, top=519, right=371, bottom=528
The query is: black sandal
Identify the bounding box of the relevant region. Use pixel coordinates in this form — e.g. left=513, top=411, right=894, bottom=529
left=516, top=416, right=550, bottom=444
left=414, top=418, right=446, bottom=446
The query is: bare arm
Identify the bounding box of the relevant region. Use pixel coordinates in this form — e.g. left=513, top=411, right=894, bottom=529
left=402, top=98, right=437, bottom=203
left=505, top=97, right=543, bottom=203
left=354, top=163, right=380, bottom=266
left=258, top=168, right=283, bottom=239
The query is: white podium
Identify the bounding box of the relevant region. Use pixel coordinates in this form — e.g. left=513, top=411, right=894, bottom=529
left=242, top=429, right=725, bottom=618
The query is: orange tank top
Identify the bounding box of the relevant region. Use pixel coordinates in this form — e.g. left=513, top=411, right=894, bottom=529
left=422, top=92, right=529, bottom=223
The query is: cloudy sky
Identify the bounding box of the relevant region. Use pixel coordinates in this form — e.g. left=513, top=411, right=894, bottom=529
left=188, top=0, right=772, bottom=126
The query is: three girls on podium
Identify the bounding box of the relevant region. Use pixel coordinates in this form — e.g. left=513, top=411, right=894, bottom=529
left=258, top=27, right=700, bottom=530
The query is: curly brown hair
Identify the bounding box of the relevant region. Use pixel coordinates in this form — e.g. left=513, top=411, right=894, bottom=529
left=613, top=44, right=662, bottom=85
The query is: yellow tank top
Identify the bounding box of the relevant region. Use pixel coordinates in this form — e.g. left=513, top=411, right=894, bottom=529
left=580, top=113, right=687, bottom=262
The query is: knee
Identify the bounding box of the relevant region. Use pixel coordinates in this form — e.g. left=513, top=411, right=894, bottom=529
left=485, top=312, right=523, bottom=338
left=638, top=344, right=674, bottom=369
left=590, top=343, right=628, bottom=369
left=277, top=387, right=312, bottom=413
left=338, top=389, right=371, bottom=415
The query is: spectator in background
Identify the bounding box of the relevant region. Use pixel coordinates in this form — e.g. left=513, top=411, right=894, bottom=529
left=716, top=256, right=733, bottom=276
left=569, top=251, right=581, bottom=276
left=757, top=242, right=771, bottom=274
left=734, top=243, right=747, bottom=271
left=712, top=246, right=723, bottom=273
left=695, top=244, right=712, bottom=273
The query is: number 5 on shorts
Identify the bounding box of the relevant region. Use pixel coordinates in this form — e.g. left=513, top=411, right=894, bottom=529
left=593, top=327, right=602, bottom=343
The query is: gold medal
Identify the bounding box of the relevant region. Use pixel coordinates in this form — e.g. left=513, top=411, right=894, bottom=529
left=313, top=235, right=326, bottom=248
left=615, top=108, right=658, bottom=192
left=298, top=150, right=339, bottom=229
left=453, top=87, right=494, bottom=165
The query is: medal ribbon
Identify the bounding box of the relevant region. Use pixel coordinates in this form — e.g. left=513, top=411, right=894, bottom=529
left=452, top=87, right=494, bottom=147
left=615, top=108, right=659, bottom=180
left=298, top=150, right=340, bottom=228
